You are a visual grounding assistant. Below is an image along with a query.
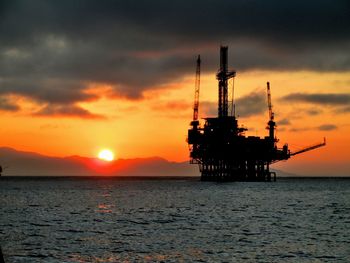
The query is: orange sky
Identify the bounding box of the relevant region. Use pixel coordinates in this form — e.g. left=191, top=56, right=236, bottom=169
left=1, top=69, right=349, bottom=176
left=1, top=1, right=349, bottom=176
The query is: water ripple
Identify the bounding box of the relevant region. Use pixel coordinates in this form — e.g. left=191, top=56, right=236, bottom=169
left=1, top=177, right=350, bottom=262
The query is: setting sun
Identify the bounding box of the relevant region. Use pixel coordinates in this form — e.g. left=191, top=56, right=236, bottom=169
left=98, top=149, right=114, bottom=161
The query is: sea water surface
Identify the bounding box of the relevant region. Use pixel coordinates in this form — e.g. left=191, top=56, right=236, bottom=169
left=1, top=177, right=349, bottom=262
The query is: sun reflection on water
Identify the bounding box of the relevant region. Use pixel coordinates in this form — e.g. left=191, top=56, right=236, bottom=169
left=96, top=203, right=113, bottom=213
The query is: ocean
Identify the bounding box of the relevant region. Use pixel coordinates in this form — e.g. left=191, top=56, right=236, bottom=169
left=1, top=177, right=349, bottom=262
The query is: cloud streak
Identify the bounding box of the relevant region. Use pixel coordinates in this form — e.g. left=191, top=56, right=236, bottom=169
left=318, top=124, right=337, bottom=131
left=235, top=91, right=266, bottom=118
left=201, top=91, right=267, bottom=118
left=281, top=93, right=350, bottom=114
left=289, top=123, right=338, bottom=132
left=281, top=93, right=350, bottom=105
left=0, top=96, right=20, bottom=111
left=278, top=118, right=291, bottom=126
left=34, top=104, right=105, bottom=119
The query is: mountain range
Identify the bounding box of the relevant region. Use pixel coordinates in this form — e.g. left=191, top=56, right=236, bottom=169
left=0, top=147, right=297, bottom=177
left=0, top=147, right=197, bottom=176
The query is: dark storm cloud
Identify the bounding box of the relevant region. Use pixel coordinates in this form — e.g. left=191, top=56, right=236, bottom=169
left=0, top=78, right=98, bottom=104
left=1, top=0, right=350, bottom=116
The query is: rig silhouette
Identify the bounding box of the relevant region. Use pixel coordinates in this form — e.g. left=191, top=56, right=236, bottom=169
left=187, top=46, right=326, bottom=181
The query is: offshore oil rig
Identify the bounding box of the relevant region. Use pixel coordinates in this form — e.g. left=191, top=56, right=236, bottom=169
left=187, top=46, right=326, bottom=181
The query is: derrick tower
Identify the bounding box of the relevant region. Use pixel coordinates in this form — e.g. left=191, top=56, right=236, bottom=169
left=217, top=46, right=236, bottom=117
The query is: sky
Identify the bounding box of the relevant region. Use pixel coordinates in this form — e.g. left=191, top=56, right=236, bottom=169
left=0, top=0, right=350, bottom=176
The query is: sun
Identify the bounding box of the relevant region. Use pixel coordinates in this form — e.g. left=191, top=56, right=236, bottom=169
left=98, top=149, right=114, bottom=161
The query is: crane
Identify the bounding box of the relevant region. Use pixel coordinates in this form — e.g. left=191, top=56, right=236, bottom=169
left=290, top=138, right=326, bottom=156
left=266, top=82, right=276, bottom=141
left=267, top=82, right=274, bottom=121
left=188, top=55, right=201, bottom=160
left=265, top=81, right=326, bottom=159
left=193, top=55, right=201, bottom=122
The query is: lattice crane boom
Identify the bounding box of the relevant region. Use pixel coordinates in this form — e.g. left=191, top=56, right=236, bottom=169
left=267, top=81, right=274, bottom=121
left=290, top=138, right=326, bottom=156
left=193, top=55, right=201, bottom=121
left=266, top=81, right=276, bottom=141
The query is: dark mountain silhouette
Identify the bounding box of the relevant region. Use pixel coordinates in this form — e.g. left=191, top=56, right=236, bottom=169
left=0, top=147, right=296, bottom=177
left=0, top=147, right=198, bottom=176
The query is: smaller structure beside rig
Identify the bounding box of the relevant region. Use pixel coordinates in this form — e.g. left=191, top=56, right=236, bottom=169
left=187, top=46, right=326, bottom=181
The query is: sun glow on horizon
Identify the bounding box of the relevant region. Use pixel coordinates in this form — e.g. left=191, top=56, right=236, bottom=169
left=98, top=149, right=114, bottom=161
